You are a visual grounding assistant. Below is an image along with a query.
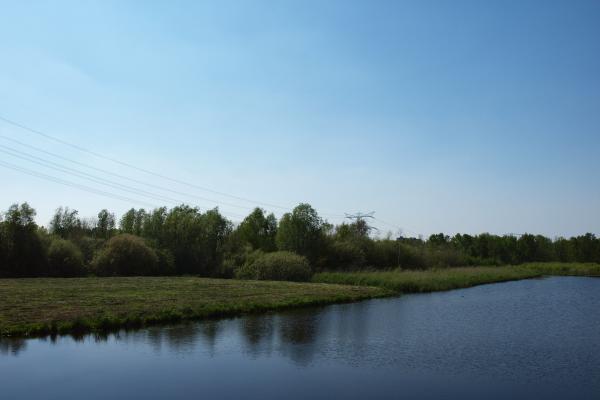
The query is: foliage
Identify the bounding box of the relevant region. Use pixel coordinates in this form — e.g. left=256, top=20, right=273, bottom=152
left=276, top=204, right=326, bottom=264
left=313, top=263, right=600, bottom=293
left=2, top=202, right=600, bottom=279
left=0, top=203, right=47, bottom=277
left=95, top=209, right=116, bottom=239
left=119, top=208, right=146, bottom=236
left=49, top=207, right=83, bottom=239
left=237, top=208, right=277, bottom=251
left=92, top=234, right=159, bottom=276
left=236, top=251, right=313, bottom=282
left=327, top=240, right=366, bottom=270
left=47, top=238, right=85, bottom=277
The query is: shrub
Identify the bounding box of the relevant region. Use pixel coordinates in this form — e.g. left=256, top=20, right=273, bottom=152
left=236, top=251, right=312, bottom=282
left=219, top=248, right=264, bottom=278
left=424, top=247, right=469, bottom=268
left=47, top=238, right=85, bottom=277
left=92, top=234, right=158, bottom=276
left=155, top=248, right=176, bottom=275
left=328, top=240, right=366, bottom=270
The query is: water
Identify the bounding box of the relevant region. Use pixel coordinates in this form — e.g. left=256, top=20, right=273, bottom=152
left=2, top=276, right=600, bottom=399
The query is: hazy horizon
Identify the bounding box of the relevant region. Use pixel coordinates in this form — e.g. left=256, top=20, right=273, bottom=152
left=1, top=0, right=599, bottom=237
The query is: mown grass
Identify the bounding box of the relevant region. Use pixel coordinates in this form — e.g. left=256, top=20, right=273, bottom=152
left=3, top=263, right=599, bottom=338
left=0, top=277, right=390, bottom=337
left=313, top=263, right=600, bottom=293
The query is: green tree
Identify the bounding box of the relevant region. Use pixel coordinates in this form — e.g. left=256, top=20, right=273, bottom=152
left=142, top=207, right=167, bottom=242
left=276, top=203, right=326, bottom=264
left=47, top=238, right=85, bottom=277
left=119, top=208, right=136, bottom=234
left=160, top=206, right=232, bottom=275
left=120, top=208, right=147, bottom=236
left=237, top=208, right=277, bottom=251
left=49, top=207, right=82, bottom=239
left=95, top=209, right=115, bottom=239
left=571, top=233, right=600, bottom=263
left=92, top=234, right=158, bottom=276
left=0, top=203, right=47, bottom=277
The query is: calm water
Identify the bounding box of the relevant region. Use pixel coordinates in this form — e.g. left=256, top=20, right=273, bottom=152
left=2, top=277, right=600, bottom=399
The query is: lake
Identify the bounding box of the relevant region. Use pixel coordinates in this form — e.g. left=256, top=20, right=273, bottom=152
left=1, top=276, right=599, bottom=399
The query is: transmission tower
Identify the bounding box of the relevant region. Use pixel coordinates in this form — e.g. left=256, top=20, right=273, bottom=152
left=345, top=211, right=378, bottom=233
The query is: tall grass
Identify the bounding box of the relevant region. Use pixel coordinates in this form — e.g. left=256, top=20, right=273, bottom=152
left=313, top=263, right=600, bottom=293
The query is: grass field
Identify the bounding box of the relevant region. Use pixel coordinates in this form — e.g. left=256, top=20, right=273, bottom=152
left=2, top=263, right=599, bottom=338
left=0, top=277, right=389, bottom=337
left=313, top=263, right=600, bottom=293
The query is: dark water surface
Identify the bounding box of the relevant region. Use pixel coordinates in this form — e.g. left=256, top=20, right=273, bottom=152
left=2, top=277, right=600, bottom=399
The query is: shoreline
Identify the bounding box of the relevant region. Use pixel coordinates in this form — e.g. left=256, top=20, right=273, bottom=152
left=2, top=263, right=599, bottom=339
left=0, top=278, right=390, bottom=338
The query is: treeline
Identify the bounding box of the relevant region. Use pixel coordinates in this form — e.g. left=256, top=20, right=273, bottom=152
left=1, top=202, right=599, bottom=279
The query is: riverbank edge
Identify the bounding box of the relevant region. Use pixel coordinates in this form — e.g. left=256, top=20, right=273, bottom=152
left=0, top=283, right=393, bottom=338
left=2, top=263, right=599, bottom=339
left=312, top=263, right=600, bottom=294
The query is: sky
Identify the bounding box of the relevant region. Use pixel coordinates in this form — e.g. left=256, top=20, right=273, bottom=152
left=0, top=0, right=599, bottom=237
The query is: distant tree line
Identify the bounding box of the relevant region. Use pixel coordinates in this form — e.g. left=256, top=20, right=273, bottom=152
left=1, top=202, right=599, bottom=279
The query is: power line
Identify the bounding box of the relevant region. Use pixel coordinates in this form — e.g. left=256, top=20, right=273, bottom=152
left=0, top=142, right=262, bottom=212
left=0, top=135, right=262, bottom=210
left=0, top=159, right=157, bottom=208
left=0, top=138, right=345, bottom=221
left=0, top=146, right=183, bottom=205
left=0, top=115, right=294, bottom=210
left=0, top=159, right=248, bottom=220
left=373, top=216, right=421, bottom=237
left=0, top=116, right=346, bottom=218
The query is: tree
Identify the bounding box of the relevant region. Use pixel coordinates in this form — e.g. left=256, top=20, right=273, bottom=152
left=197, top=208, right=233, bottom=273
left=571, top=233, right=600, bottom=263
left=237, top=208, right=277, bottom=251
left=119, top=208, right=135, bottom=234
left=276, top=203, right=326, bottom=264
left=0, top=203, right=47, bottom=277
left=142, top=207, right=167, bottom=242
left=92, top=234, right=158, bottom=276
left=335, top=219, right=372, bottom=242
left=120, top=208, right=147, bottom=236
left=159, top=206, right=232, bottom=275
left=95, top=209, right=115, bottom=239
left=49, top=207, right=82, bottom=239
left=47, top=238, right=85, bottom=277
left=428, top=233, right=450, bottom=247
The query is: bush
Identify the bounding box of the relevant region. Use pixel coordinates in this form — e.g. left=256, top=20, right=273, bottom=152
left=92, top=234, right=158, bottom=276
left=155, top=248, right=176, bottom=275
left=328, top=240, right=366, bottom=270
left=424, top=247, right=469, bottom=268
left=47, top=238, right=85, bottom=277
left=236, top=251, right=312, bottom=282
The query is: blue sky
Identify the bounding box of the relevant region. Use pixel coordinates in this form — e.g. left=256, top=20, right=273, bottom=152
left=0, top=0, right=599, bottom=237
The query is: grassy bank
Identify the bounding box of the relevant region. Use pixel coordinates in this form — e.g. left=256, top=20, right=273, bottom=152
left=0, top=277, right=389, bottom=337
left=313, top=263, right=600, bottom=293
left=3, top=263, right=599, bottom=338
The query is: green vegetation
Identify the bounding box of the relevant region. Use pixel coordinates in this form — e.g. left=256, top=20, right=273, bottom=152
left=236, top=251, right=312, bottom=282
left=313, top=263, right=600, bottom=293
left=1, top=262, right=599, bottom=337
left=47, top=238, right=85, bottom=277
left=2, top=202, right=600, bottom=279
left=0, top=277, right=389, bottom=337
left=91, top=234, right=160, bottom=276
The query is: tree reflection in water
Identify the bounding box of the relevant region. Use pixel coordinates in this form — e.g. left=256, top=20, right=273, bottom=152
left=0, top=302, right=372, bottom=367
left=0, top=338, right=26, bottom=356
